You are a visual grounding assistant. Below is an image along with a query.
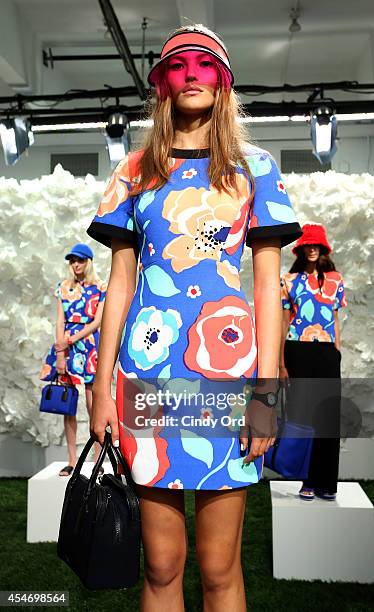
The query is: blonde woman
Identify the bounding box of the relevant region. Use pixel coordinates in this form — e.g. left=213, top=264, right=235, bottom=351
left=40, top=243, right=107, bottom=476
left=88, top=25, right=301, bottom=611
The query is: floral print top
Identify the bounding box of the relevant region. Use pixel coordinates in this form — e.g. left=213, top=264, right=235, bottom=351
left=86, top=146, right=302, bottom=490
left=55, top=279, right=107, bottom=324
left=40, top=278, right=107, bottom=385
left=281, top=271, right=347, bottom=342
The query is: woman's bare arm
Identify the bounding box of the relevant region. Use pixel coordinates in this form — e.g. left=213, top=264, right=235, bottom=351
left=67, top=301, right=105, bottom=343
left=279, top=309, right=291, bottom=367
left=241, top=237, right=281, bottom=462
left=93, top=238, right=138, bottom=394
left=90, top=237, right=138, bottom=445
left=252, top=236, right=282, bottom=382
left=56, top=299, right=66, bottom=344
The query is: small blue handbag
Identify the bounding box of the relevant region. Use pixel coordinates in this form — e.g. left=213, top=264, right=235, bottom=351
left=40, top=373, right=78, bottom=417
left=264, top=387, right=314, bottom=479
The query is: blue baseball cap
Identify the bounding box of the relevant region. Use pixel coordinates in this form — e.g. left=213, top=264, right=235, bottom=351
left=65, top=243, right=94, bottom=261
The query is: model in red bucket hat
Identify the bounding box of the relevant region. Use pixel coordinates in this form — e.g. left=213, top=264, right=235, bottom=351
left=292, top=222, right=332, bottom=255
left=280, top=222, right=347, bottom=501
left=88, top=22, right=302, bottom=609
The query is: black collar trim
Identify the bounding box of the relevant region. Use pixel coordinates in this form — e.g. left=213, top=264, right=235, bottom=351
left=171, top=148, right=210, bottom=159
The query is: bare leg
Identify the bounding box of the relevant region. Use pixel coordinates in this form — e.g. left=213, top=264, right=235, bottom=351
left=63, top=415, right=77, bottom=466
left=137, top=485, right=187, bottom=612
left=195, top=487, right=247, bottom=612
left=85, top=384, right=101, bottom=461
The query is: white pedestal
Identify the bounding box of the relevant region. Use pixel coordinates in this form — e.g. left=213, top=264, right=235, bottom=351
left=271, top=481, right=374, bottom=583
left=27, top=461, right=113, bottom=543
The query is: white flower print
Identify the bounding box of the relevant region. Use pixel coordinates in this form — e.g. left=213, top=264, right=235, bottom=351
left=182, top=168, right=197, bottom=180
left=277, top=179, right=287, bottom=194
left=148, top=243, right=155, bottom=256
left=168, top=478, right=184, bottom=489
left=200, top=407, right=213, bottom=420
left=186, top=284, right=201, bottom=298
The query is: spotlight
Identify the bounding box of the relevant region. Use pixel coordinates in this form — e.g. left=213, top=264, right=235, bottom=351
left=0, top=117, right=34, bottom=165
left=105, top=113, right=130, bottom=168
left=106, top=112, right=127, bottom=139
left=310, top=105, right=337, bottom=165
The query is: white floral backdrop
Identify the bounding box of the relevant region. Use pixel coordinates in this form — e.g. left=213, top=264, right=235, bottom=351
left=0, top=165, right=373, bottom=446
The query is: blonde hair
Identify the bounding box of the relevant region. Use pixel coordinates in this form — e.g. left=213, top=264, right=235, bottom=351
left=66, top=258, right=101, bottom=288
left=134, top=24, right=254, bottom=196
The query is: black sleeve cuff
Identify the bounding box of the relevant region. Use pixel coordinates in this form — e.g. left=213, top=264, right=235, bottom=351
left=246, top=222, right=302, bottom=248
left=86, top=221, right=137, bottom=249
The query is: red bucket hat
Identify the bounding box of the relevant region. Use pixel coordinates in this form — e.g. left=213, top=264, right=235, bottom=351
left=148, top=28, right=234, bottom=87
left=292, top=223, right=332, bottom=255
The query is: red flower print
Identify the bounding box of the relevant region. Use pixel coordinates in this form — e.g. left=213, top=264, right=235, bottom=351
left=86, top=348, right=98, bottom=374
left=71, top=313, right=82, bottom=323
left=84, top=293, right=99, bottom=317
left=184, top=296, right=257, bottom=379
left=116, top=369, right=170, bottom=486
left=306, top=272, right=341, bottom=305
left=187, top=284, right=201, bottom=298
left=248, top=212, right=259, bottom=229
left=60, top=373, right=82, bottom=385
left=277, top=179, right=287, bottom=194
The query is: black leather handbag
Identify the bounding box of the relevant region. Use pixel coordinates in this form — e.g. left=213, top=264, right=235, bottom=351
left=57, top=431, right=141, bottom=590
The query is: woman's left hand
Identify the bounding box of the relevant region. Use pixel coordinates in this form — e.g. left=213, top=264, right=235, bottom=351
left=55, top=339, right=69, bottom=351
left=240, top=398, right=277, bottom=464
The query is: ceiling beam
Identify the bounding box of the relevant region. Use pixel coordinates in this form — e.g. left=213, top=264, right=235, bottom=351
left=97, top=0, right=146, bottom=100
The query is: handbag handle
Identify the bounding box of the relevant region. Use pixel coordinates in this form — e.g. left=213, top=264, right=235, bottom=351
left=50, top=370, right=76, bottom=387
left=276, top=385, right=288, bottom=440
left=70, top=431, right=135, bottom=497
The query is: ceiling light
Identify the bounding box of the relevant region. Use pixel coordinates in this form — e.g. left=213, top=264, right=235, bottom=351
left=32, top=122, right=106, bottom=132
left=0, top=117, right=34, bottom=165
left=311, top=105, right=337, bottom=165
left=239, top=116, right=290, bottom=124
left=336, top=112, right=374, bottom=122
left=106, top=112, right=128, bottom=139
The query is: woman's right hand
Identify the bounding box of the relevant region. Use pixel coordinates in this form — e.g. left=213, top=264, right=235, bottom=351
left=279, top=365, right=289, bottom=385
left=90, top=388, right=120, bottom=447
left=56, top=354, right=66, bottom=374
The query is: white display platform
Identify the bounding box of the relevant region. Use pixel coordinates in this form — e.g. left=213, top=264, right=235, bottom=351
left=27, top=461, right=113, bottom=543
left=271, top=481, right=374, bottom=583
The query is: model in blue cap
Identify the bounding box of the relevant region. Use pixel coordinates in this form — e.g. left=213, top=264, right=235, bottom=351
left=40, top=242, right=107, bottom=476
left=64, top=243, right=94, bottom=261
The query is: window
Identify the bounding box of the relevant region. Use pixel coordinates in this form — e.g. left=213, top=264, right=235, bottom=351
left=50, top=153, right=99, bottom=176
left=281, top=149, right=331, bottom=173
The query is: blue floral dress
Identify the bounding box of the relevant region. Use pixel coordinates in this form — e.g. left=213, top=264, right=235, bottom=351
left=281, top=271, right=347, bottom=342
left=40, top=278, right=107, bottom=386
left=87, top=146, right=302, bottom=490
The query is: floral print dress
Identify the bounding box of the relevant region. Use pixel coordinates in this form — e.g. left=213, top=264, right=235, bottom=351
left=40, top=279, right=107, bottom=385
left=281, top=271, right=347, bottom=342
left=87, top=146, right=301, bottom=490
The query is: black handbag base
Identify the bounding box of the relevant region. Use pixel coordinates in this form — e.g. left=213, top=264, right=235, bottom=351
left=57, top=433, right=141, bottom=590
